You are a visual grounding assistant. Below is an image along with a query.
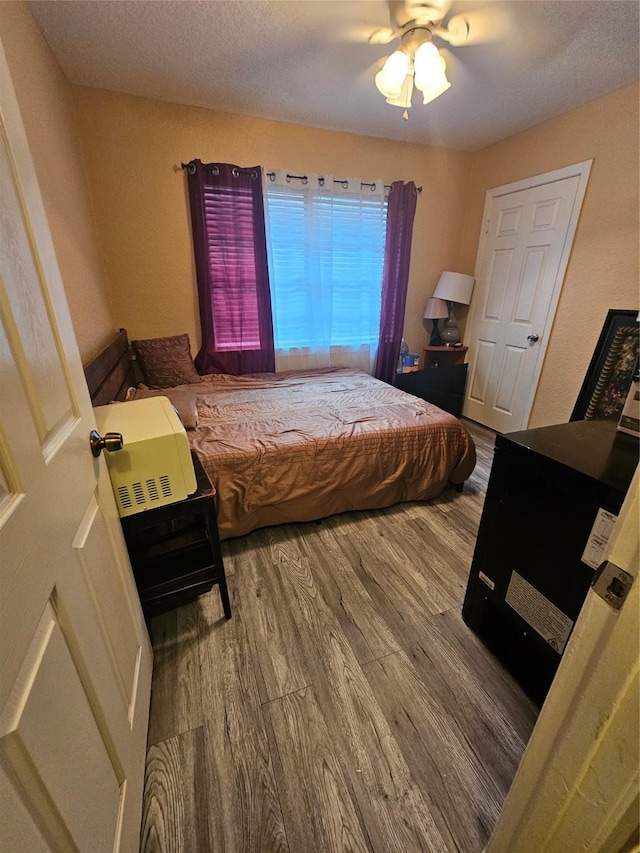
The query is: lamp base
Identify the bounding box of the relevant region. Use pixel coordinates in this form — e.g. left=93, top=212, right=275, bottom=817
left=429, top=319, right=442, bottom=347
left=440, top=303, right=461, bottom=345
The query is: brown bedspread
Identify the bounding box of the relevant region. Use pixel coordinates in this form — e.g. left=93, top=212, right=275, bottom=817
left=185, top=367, right=476, bottom=539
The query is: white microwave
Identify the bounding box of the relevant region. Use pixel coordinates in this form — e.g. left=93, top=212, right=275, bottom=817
left=94, top=397, right=197, bottom=517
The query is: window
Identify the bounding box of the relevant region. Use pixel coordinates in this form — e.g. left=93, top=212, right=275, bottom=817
left=263, top=172, right=387, bottom=370
left=187, top=162, right=416, bottom=380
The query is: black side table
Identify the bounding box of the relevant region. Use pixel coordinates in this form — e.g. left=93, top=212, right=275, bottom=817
left=395, top=363, right=468, bottom=417
left=120, top=451, right=231, bottom=619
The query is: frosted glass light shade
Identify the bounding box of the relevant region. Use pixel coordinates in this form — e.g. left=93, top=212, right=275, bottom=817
left=432, top=271, right=475, bottom=305
left=385, top=72, right=414, bottom=107
left=414, top=41, right=445, bottom=90
left=420, top=74, right=451, bottom=105
left=375, top=49, right=410, bottom=99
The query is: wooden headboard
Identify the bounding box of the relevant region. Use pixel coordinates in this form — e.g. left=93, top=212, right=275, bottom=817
left=84, top=329, right=137, bottom=406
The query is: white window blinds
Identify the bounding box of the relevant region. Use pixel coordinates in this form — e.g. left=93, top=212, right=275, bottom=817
left=263, top=171, right=387, bottom=373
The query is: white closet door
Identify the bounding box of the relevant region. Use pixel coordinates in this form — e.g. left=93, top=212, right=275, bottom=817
left=464, top=162, right=591, bottom=433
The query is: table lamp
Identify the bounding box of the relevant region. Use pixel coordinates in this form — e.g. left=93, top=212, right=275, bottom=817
left=423, top=297, right=449, bottom=346
left=432, top=272, right=475, bottom=345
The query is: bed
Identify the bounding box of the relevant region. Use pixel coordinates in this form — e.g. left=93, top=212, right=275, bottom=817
left=85, top=331, right=476, bottom=539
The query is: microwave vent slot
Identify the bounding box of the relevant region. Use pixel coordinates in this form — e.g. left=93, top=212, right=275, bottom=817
left=117, top=485, right=132, bottom=509
left=132, top=482, right=145, bottom=505
left=115, top=477, right=175, bottom=514
left=160, top=475, right=172, bottom=498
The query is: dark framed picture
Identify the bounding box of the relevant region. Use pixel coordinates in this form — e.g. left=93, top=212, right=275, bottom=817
left=571, top=309, right=639, bottom=421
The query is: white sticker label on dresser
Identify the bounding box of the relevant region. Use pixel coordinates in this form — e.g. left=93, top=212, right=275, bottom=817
left=505, top=572, right=573, bottom=654
left=581, top=507, right=618, bottom=570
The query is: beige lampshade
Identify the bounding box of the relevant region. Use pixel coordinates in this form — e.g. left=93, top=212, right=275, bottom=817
left=423, top=297, right=449, bottom=319
left=432, top=271, right=475, bottom=305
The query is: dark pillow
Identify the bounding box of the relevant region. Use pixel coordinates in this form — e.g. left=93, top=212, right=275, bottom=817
left=131, top=334, right=200, bottom=388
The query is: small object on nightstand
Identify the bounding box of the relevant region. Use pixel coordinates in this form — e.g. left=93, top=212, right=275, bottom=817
left=401, top=352, right=420, bottom=372
left=94, top=396, right=197, bottom=516
left=397, top=338, right=410, bottom=373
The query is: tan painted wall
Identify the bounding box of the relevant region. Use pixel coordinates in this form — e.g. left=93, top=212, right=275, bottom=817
left=71, top=87, right=472, bottom=357
left=459, top=83, right=639, bottom=428
left=11, top=0, right=634, bottom=421
left=0, top=2, right=115, bottom=362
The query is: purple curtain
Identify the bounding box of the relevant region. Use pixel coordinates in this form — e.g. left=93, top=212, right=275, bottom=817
left=375, top=181, right=418, bottom=384
left=186, top=160, right=275, bottom=374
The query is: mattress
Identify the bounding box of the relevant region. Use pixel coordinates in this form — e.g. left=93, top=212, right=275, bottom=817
left=182, top=367, right=476, bottom=539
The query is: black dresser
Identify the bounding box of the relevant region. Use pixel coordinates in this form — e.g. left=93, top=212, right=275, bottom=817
left=462, top=419, right=638, bottom=706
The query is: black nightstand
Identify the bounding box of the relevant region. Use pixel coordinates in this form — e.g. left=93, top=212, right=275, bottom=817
left=395, top=363, right=468, bottom=416
left=120, top=452, right=231, bottom=619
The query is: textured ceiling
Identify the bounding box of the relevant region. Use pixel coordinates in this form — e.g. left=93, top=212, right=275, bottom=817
left=29, top=0, right=640, bottom=151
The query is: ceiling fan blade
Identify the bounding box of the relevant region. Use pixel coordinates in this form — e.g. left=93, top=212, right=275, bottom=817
left=402, top=1, right=454, bottom=26
left=369, top=27, right=397, bottom=45
left=436, top=7, right=511, bottom=46
left=369, top=1, right=456, bottom=46
left=367, top=1, right=510, bottom=51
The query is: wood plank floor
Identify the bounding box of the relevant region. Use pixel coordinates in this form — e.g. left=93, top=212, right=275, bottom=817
left=140, top=419, right=538, bottom=852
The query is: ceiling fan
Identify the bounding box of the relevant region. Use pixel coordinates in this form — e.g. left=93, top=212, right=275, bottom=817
left=369, top=1, right=491, bottom=119
left=370, top=1, right=471, bottom=47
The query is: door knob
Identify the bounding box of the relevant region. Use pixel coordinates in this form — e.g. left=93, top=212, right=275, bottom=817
left=527, top=333, right=540, bottom=343
left=90, top=429, right=124, bottom=458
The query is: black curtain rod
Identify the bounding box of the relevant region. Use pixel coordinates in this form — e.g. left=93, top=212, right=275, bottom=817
left=266, top=173, right=422, bottom=193
left=180, top=162, right=421, bottom=193
left=266, top=172, right=402, bottom=192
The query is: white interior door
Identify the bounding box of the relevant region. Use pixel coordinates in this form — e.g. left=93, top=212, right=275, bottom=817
left=0, top=42, right=152, bottom=851
left=463, top=162, right=591, bottom=433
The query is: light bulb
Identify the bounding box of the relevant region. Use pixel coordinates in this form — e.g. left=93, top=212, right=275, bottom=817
left=375, top=49, right=410, bottom=99
left=414, top=40, right=439, bottom=67
left=414, top=40, right=446, bottom=91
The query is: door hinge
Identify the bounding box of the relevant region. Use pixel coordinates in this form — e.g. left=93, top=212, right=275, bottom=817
left=592, top=560, right=634, bottom=611
left=485, top=219, right=490, bottom=234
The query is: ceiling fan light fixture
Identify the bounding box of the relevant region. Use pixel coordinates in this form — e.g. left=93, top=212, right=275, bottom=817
left=375, top=48, right=410, bottom=99
left=373, top=17, right=452, bottom=117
